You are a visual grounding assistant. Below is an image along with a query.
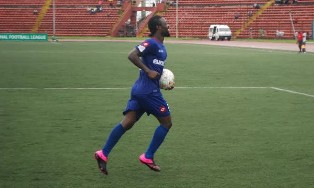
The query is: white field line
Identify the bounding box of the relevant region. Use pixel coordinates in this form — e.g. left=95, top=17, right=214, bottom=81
left=175, top=86, right=268, bottom=89
left=44, top=87, right=130, bottom=90
left=270, top=87, right=314, bottom=98
left=0, top=88, right=38, bottom=90
left=0, top=87, right=130, bottom=90
left=0, top=86, right=313, bottom=99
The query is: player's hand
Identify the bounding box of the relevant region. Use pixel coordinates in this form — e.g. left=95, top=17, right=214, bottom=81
left=165, top=86, right=174, bottom=90
left=165, top=81, right=175, bottom=90
left=147, top=70, right=160, bottom=79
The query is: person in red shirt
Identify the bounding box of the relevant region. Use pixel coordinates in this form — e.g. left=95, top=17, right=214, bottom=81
left=297, top=31, right=303, bottom=53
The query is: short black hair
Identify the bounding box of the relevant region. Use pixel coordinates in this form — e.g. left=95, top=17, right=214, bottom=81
left=148, top=15, right=162, bottom=37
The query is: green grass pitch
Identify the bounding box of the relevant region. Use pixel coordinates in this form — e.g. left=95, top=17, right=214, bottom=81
left=0, top=41, right=314, bottom=187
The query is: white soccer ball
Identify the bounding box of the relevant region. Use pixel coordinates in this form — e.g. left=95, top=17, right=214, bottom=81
left=159, top=69, right=175, bottom=90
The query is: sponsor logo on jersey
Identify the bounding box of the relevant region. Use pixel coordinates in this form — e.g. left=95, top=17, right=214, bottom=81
left=160, top=106, right=167, bottom=113
left=153, top=59, right=165, bottom=66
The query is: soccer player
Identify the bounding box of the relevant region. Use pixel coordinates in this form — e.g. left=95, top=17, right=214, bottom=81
left=94, top=15, right=173, bottom=175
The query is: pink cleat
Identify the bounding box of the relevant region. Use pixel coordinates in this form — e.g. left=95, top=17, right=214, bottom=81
left=94, top=150, right=108, bottom=175
left=139, top=153, right=160, bottom=172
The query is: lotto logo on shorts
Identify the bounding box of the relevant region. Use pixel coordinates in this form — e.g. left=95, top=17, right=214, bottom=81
left=160, top=106, right=166, bottom=113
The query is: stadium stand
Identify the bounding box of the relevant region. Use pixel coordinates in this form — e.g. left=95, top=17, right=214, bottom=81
left=38, top=7, right=120, bottom=36
left=0, top=0, right=45, bottom=6
left=162, top=0, right=314, bottom=39
left=0, top=0, right=121, bottom=36
left=0, top=0, right=313, bottom=39
left=0, top=8, right=38, bottom=33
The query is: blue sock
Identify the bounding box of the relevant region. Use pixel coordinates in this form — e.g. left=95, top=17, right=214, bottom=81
left=145, top=125, right=169, bottom=159
left=102, top=123, right=126, bottom=157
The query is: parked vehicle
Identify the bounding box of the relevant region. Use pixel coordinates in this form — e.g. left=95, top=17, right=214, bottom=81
left=208, top=25, right=232, bottom=40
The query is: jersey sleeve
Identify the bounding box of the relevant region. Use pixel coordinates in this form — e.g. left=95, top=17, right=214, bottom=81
left=136, top=40, right=156, bottom=57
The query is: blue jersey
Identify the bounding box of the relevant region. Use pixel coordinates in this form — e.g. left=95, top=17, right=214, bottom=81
left=131, top=38, right=167, bottom=95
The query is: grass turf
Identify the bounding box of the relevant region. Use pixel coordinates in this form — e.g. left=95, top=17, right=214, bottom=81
left=0, top=41, right=314, bottom=188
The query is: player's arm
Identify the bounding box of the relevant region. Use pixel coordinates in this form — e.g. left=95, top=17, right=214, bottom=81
left=128, top=48, right=159, bottom=79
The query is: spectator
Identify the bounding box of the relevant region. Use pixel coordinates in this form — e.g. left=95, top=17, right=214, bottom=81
left=96, top=5, right=103, bottom=12
left=302, top=32, right=307, bottom=53
left=306, top=32, right=311, bottom=40
left=253, top=3, right=260, bottom=9
left=249, top=27, right=253, bottom=39
left=109, top=0, right=114, bottom=8
left=248, top=10, right=253, bottom=17
left=296, top=31, right=303, bottom=53
left=233, top=13, right=240, bottom=22
left=117, top=0, right=122, bottom=7
left=33, top=9, right=38, bottom=15
left=276, top=30, right=284, bottom=38
left=275, top=0, right=282, bottom=5
left=258, top=28, right=266, bottom=38
left=96, top=0, right=103, bottom=12
left=87, top=7, right=97, bottom=14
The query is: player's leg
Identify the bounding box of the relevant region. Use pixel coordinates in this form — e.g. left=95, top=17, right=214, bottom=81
left=139, top=115, right=172, bottom=172
left=146, top=115, right=172, bottom=157
left=95, top=111, right=139, bottom=175
left=138, top=94, right=172, bottom=171
left=144, top=115, right=172, bottom=157
left=102, top=111, right=139, bottom=157
left=95, top=98, right=143, bottom=175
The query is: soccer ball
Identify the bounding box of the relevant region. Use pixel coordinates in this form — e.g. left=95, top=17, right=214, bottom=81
left=159, top=69, right=175, bottom=90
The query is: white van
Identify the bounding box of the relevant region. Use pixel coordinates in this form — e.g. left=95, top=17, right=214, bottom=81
left=208, top=25, right=232, bottom=40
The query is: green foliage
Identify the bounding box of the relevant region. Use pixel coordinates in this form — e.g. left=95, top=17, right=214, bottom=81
left=0, top=41, right=314, bottom=188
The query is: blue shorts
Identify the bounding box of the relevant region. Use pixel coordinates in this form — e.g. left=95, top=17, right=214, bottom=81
left=123, top=92, right=171, bottom=119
